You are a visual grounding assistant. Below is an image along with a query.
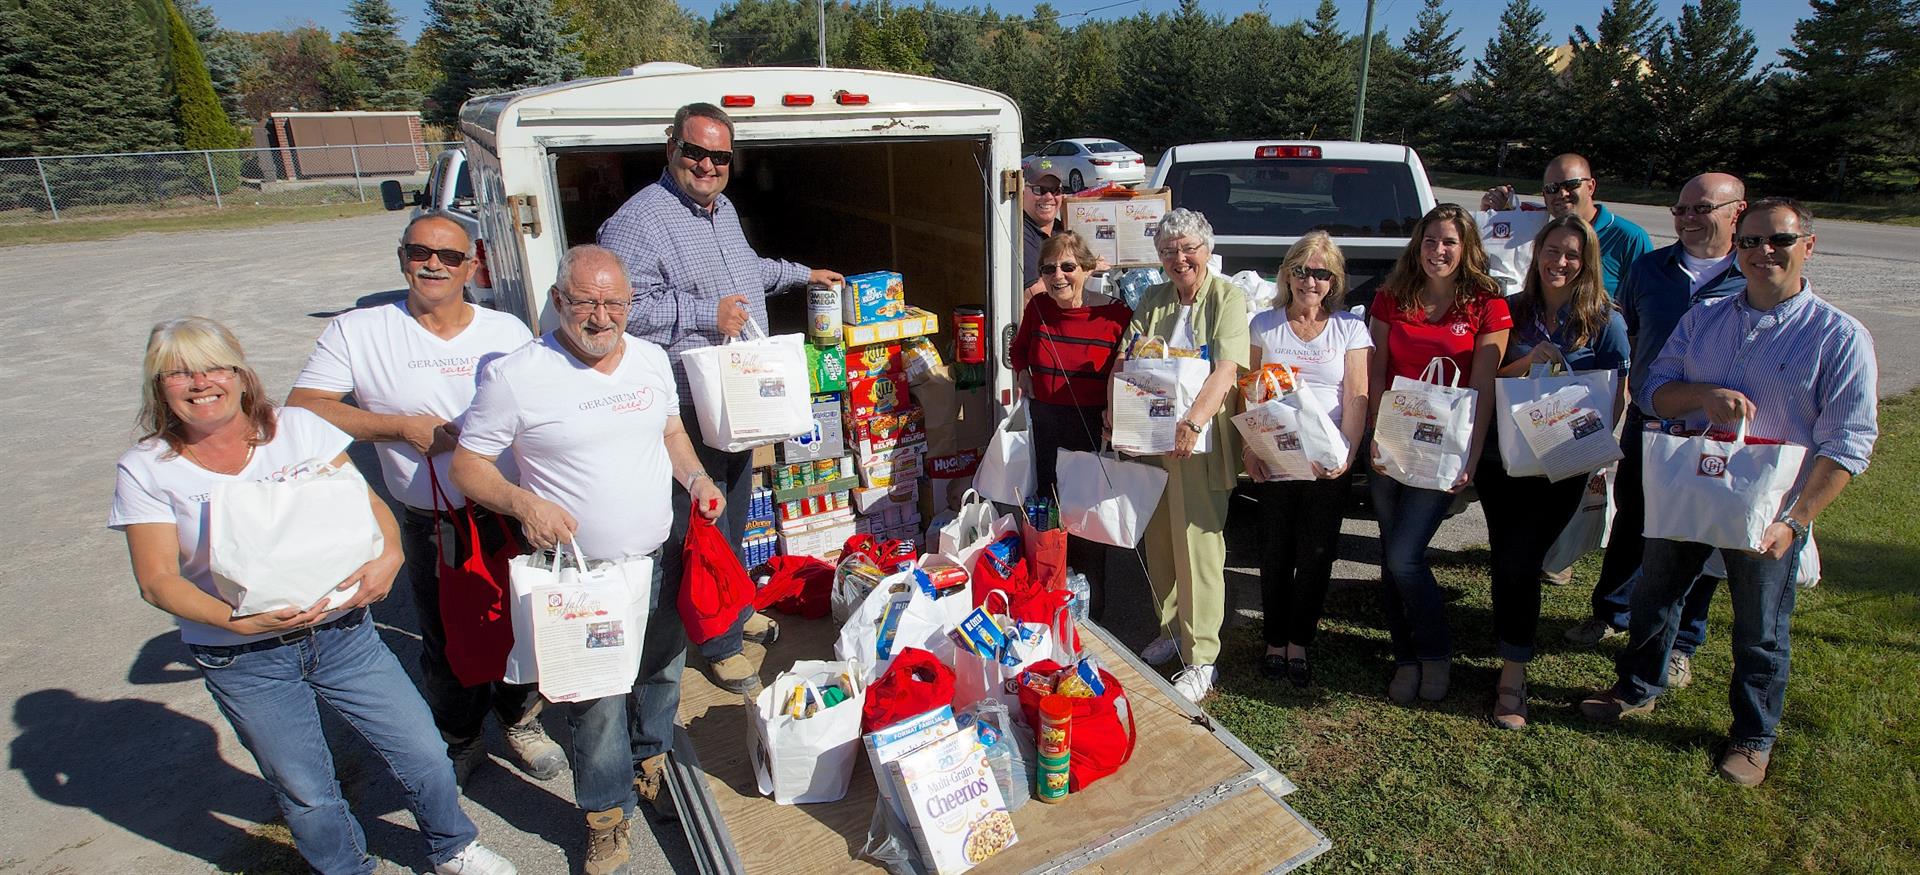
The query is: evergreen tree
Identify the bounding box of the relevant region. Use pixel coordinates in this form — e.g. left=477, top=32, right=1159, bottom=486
left=1558, top=0, right=1659, bottom=178
left=1288, top=0, right=1356, bottom=139
left=920, top=3, right=992, bottom=85
left=425, top=0, right=583, bottom=126
left=162, top=0, right=232, bottom=151
left=1221, top=11, right=1288, bottom=139
left=1643, top=0, right=1757, bottom=186
left=1459, top=0, right=1556, bottom=175
left=844, top=3, right=932, bottom=75
left=1053, top=25, right=1120, bottom=137
left=979, top=21, right=1055, bottom=141
left=176, top=0, right=254, bottom=126
left=1109, top=1, right=1229, bottom=153
left=1767, top=0, right=1920, bottom=196
left=556, top=0, right=711, bottom=76
left=0, top=0, right=178, bottom=156
left=1372, top=0, right=1465, bottom=157
left=342, top=0, right=421, bottom=110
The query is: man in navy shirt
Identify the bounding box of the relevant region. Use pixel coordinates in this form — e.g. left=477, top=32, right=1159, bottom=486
left=1483, top=153, right=1653, bottom=298
left=1565, top=174, right=1748, bottom=692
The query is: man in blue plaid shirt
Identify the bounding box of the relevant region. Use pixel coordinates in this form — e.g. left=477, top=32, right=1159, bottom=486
left=598, top=102, right=842, bottom=817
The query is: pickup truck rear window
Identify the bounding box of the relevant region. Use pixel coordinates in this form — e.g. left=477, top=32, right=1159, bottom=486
left=1166, top=159, right=1422, bottom=239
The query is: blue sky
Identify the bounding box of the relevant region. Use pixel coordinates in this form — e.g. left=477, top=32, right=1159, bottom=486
left=204, top=0, right=1809, bottom=75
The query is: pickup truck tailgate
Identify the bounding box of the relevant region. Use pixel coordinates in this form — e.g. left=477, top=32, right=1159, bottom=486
left=670, top=618, right=1329, bottom=874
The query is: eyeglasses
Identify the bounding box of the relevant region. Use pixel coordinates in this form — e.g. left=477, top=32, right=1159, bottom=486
left=1157, top=242, right=1206, bottom=259
left=157, top=366, right=236, bottom=387
left=1670, top=200, right=1741, bottom=216
left=1735, top=232, right=1811, bottom=250
left=554, top=290, right=633, bottom=315
left=1289, top=265, right=1336, bottom=283
left=1039, top=261, right=1080, bottom=275
left=400, top=244, right=469, bottom=267
left=675, top=140, right=734, bottom=167
left=1026, top=184, right=1062, bottom=197
left=1542, top=178, right=1591, bottom=196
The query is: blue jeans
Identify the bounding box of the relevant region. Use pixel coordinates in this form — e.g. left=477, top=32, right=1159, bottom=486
left=189, top=611, right=476, bottom=875
left=1602, top=568, right=1718, bottom=656
left=1369, top=474, right=1457, bottom=664
left=1615, top=537, right=1802, bottom=750
left=629, top=547, right=687, bottom=764
left=562, top=693, right=637, bottom=815
left=1590, top=408, right=1716, bottom=654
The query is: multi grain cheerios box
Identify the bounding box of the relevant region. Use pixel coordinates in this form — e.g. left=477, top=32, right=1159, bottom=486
left=885, top=728, right=1017, bottom=874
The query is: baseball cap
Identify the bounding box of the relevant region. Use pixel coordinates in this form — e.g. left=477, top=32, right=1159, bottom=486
left=1023, top=161, right=1062, bottom=185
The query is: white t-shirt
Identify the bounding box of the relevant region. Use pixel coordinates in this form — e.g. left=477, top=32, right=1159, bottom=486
left=1250, top=309, right=1373, bottom=427
left=1169, top=304, right=1198, bottom=351
left=293, top=300, right=533, bottom=511
left=1677, top=250, right=1734, bottom=295
left=460, top=334, right=680, bottom=561
left=1476, top=209, right=1551, bottom=296
left=108, top=407, right=357, bottom=646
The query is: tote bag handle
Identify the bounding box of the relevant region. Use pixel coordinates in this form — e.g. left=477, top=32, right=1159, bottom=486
left=1419, top=355, right=1464, bottom=388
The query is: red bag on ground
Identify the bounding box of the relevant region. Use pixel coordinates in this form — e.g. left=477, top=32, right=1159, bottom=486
left=970, top=542, right=1065, bottom=628
left=429, top=466, right=520, bottom=687
left=754, top=555, right=834, bottom=619
left=678, top=515, right=755, bottom=644
left=861, top=647, right=956, bottom=733
left=1021, top=515, right=1069, bottom=591
left=1017, top=660, right=1136, bottom=791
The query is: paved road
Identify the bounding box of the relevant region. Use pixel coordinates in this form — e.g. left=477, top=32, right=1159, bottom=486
left=2, top=206, right=1915, bottom=874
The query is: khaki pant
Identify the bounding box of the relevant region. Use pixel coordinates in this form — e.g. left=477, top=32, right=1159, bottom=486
left=1144, top=452, right=1232, bottom=665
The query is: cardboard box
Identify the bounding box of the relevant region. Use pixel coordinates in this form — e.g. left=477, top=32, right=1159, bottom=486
left=852, top=480, right=919, bottom=515
left=886, top=728, right=1017, bottom=873
left=858, top=443, right=924, bottom=490
left=843, top=308, right=938, bottom=348
left=846, top=373, right=911, bottom=422
left=842, top=270, right=907, bottom=325
left=845, top=342, right=904, bottom=380
left=807, top=344, right=847, bottom=394
left=850, top=405, right=927, bottom=458
left=778, top=512, right=859, bottom=560
left=780, top=394, right=846, bottom=463
left=772, top=474, right=860, bottom=504
left=750, top=443, right=776, bottom=468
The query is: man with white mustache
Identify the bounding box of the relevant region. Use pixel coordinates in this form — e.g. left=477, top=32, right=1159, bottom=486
left=289, top=215, right=559, bottom=789
left=452, top=245, right=723, bottom=875
left=1567, top=174, right=1751, bottom=688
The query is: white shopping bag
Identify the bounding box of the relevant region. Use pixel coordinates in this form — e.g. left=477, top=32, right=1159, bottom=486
left=502, top=542, right=652, bottom=700
left=208, top=459, right=381, bottom=616
left=973, top=401, right=1035, bottom=506
left=679, top=317, right=812, bottom=452
left=950, top=511, right=1021, bottom=585
left=1544, top=465, right=1615, bottom=573
left=1641, top=421, right=1808, bottom=552
left=749, top=659, right=866, bottom=804
left=1475, top=208, right=1550, bottom=296
left=1496, top=366, right=1623, bottom=482
left=935, top=488, right=999, bottom=557
left=1232, top=371, right=1348, bottom=482
left=1056, top=448, right=1168, bottom=547
left=1112, top=347, right=1213, bottom=456
left=952, top=591, right=1067, bottom=714
left=834, top=569, right=961, bottom=682
left=1375, top=357, right=1477, bottom=491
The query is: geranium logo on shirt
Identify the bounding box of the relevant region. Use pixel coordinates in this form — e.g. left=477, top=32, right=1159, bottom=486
left=409, top=354, right=483, bottom=377
left=579, top=387, right=656, bottom=414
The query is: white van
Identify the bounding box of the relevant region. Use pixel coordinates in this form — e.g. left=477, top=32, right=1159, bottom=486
left=456, top=65, right=1028, bottom=402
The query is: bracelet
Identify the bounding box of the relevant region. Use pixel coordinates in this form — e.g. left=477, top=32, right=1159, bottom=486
left=1778, top=515, right=1810, bottom=540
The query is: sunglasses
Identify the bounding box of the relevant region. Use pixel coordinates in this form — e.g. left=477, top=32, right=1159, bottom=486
left=1039, top=261, right=1080, bottom=275
left=675, top=140, right=733, bottom=167
left=1541, top=178, right=1591, bottom=196
left=400, top=244, right=469, bottom=267
left=1289, top=265, right=1336, bottom=282
left=1671, top=200, right=1741, bottom=216
left=1026, top=183, right=1062, bottom=197
left=1735, top=232, right=1811, bottom=250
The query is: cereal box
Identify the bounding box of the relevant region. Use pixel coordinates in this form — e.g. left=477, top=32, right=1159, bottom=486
left=842, top=270, right=907, bottom=325
left=846, top=373, right=910, bottom=422
left=846, top=342, right=904, bottom=380
left=885, top=729, right=1017, bottom=873
left=807, top=344, right=847, bottom=394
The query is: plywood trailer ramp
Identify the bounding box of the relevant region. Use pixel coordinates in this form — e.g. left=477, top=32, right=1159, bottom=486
left=669, top=617, right=1329, bottom=874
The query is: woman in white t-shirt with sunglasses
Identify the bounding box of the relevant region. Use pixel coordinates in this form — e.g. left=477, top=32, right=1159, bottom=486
left=1243, top=232, right=1372, bottom=688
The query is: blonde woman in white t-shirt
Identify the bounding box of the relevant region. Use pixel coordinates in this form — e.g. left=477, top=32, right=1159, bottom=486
left=1243, top=232, right=1373, bottom=688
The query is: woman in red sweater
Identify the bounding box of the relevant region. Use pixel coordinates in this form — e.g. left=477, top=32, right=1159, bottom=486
left=1008, top=230, right=1132, bottom=619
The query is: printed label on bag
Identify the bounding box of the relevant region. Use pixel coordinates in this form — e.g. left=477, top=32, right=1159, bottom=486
left=1413, top=423, right=1445, bottom=445
left=1697, top=454, right=1728, bottom=477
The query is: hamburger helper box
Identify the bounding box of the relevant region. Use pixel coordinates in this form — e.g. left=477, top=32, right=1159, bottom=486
left=885, top=724, right=1018, bottom=873
left=842, top=271, right=907, bottom=325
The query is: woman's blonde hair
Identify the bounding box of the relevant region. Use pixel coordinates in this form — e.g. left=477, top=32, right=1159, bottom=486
left=1275, top=231, right=1347, bottom=317
left=136, top=317, right=276, bottom=455
left=1381, top=203, right=1501, bottom=316
left=1512, top=214, right=1612, bottom=351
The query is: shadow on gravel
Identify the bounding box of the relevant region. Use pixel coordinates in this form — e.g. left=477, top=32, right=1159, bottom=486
left=308, top=289, right=405, bottom=320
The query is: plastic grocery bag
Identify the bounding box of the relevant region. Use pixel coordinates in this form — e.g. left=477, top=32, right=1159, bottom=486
left=678, top=515, right=754, bottom=644
left=1056, top=448, right=1167, bottom=547
left=1640, top=420, right=1808, bottom=552
left=208, top=458, right=381, bottom=616
left=1374, top=357, right=1476, bottom=491
left=1544, top=465, right=1615, bottom=573
left=1495, top=366, right=1622, bottom=482
left=957, top=700, right=1030, bottom=813
left=749, top=659, right=865, bottom=804
left=679, top=316, right=812, bottom=451
left=973, top=401, right=1034, bottom=506
left=834, top=571, right=958, bottom=682
left=1227, top=269, right=1279, bottom=316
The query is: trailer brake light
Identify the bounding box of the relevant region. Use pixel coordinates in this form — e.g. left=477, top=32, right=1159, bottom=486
left=834, top=91, right=869, bottom=106
left=721, top=95, right=754, bottom=108
left=782, top=94, right=814, bottom=107
left=1255, top=145, right=1322, bottom=159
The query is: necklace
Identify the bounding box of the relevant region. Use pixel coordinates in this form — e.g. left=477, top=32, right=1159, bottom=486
left=183, top=439, right=255, bottom=475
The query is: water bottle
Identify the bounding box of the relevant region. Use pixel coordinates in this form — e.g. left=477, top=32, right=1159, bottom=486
left=1065, top=569, right=1090, bottom=622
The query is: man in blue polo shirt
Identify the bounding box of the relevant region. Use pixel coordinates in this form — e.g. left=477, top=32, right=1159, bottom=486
left=1565, top=174, right=1749, bottom=691
left=1483, top=153, right=1653, bottom=297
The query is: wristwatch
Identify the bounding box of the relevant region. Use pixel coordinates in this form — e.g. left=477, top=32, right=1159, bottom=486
left=1779, top=515, right=1811, bottom=540
left=687, top=471, right=714, bottom=489
left=1181, top=419, right=1203, bottom=434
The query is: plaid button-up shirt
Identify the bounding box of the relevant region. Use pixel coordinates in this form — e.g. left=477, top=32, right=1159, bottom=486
left=598, top=170, right=812, bottom=399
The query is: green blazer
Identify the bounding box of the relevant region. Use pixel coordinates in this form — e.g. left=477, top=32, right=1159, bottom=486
left=1125, top=272, right=1250, bottom=491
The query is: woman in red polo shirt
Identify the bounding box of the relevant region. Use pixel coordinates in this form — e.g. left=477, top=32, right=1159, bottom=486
left=1009, top=230, right=1131, bottom=619
left=1367, top=203, right=1511, bottom=705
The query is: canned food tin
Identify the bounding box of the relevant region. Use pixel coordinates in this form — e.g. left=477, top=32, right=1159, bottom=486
left=807, top=283, right=843, bottom=345
left=814, top=458, right=839, bottom=482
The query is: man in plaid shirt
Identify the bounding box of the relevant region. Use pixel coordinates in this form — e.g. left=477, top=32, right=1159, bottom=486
left=598, top=102, right=842, bottom=818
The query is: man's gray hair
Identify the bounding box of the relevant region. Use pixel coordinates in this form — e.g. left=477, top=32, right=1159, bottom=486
left=1155, top=207, right=1215, bottom=250
left=672, top=102, right=735, bottom=140
left=400, top=213, right=474, bottom=254
left=553, top=244, right=628, bottom=294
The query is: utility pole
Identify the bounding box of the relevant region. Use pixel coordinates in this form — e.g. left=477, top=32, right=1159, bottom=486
left=818, top=0, right=828, bottom=67
left=1351, top=0, right=1376, bottom=141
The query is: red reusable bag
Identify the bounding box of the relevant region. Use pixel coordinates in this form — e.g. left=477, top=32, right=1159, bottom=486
left=1017, top=660, right=1136, bottom=791
left=1020, top=514, right=1069, bottom=591
left=678, top=515, right=755, bottom=644
left=754, top=555, right=834, bottom=619
left=860, top=647, right=957, bottom=733
left=428, top=466, right=521, bottom=687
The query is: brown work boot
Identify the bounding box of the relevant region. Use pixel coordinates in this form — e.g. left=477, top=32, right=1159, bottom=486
left=742, top=611, right=780, bottom=645
left=503, top=710, right=566, bottom=782
left=706, top=652, right=763, bottom=696
left=583, top=807, right=632, bottom=875
left=1579, top=687, right=1657, bottom=723
left=1717, top=744, right=1772, bottom=786
left=634, top=753, right=676, bottom=820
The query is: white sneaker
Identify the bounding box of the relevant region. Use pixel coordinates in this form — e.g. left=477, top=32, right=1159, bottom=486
left=1171, top=664, right=1217, bottom=703
left=435, top=841, right=517, bottom=875
left=1141, top=637, right=1178, bottom=666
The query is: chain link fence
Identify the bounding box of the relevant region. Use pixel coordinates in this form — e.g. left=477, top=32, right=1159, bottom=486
left=0, top=141, right=462, bottom=223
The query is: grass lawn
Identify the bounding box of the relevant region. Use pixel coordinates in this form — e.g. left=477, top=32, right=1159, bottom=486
left=1205, top=390, right=1920, bottom=873
left=1428, top=171, right=1920, bottom=228
left=0, top=202, right=386, bottom=247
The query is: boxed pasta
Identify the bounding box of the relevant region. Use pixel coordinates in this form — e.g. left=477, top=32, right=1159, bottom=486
left=885, top=728, right=1018, bottom=873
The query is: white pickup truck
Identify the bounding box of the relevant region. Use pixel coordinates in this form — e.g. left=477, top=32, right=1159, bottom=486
left=378, top=147, right=497, bottom=304
left=1147, top=140, right=1437, bottom=308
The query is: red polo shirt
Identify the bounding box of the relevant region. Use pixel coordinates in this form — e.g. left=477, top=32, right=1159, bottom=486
left=1369, top=289, right=1513, bottom=384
